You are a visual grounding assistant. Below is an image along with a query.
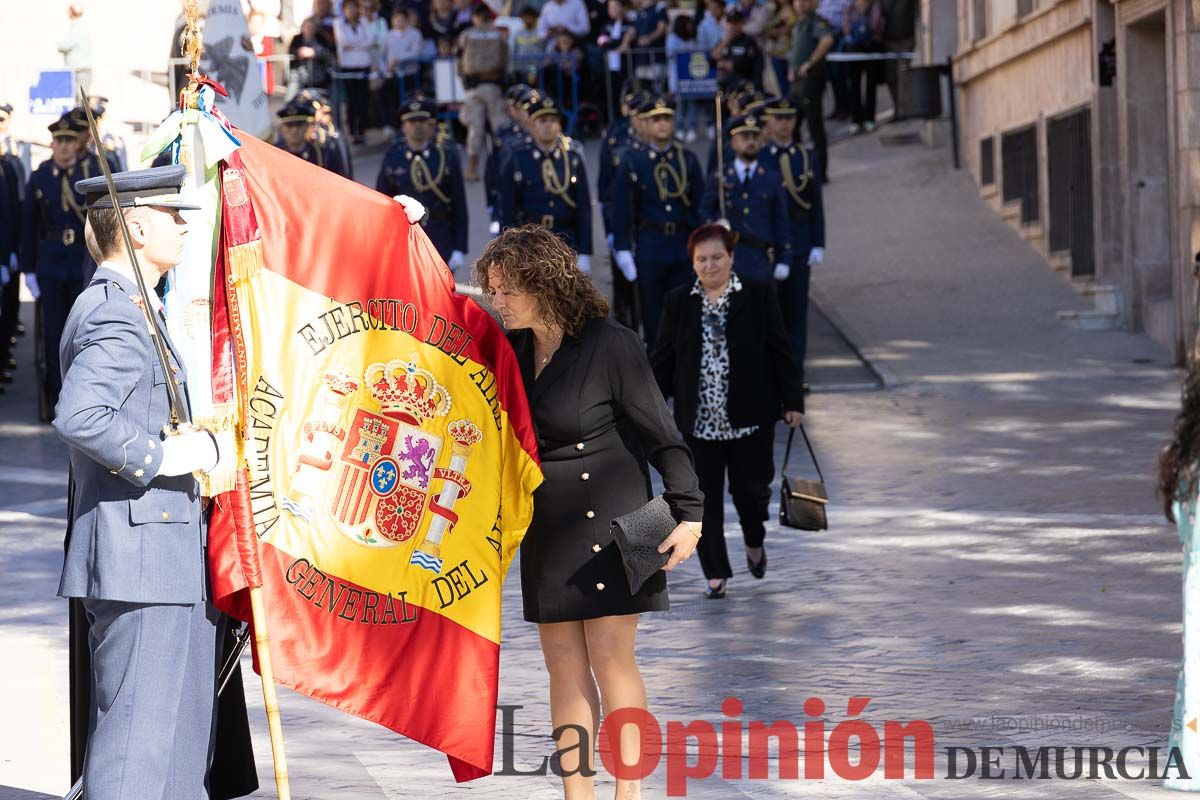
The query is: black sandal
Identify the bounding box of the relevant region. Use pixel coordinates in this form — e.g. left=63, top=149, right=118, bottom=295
left=704, top=580, right=727, bottom=599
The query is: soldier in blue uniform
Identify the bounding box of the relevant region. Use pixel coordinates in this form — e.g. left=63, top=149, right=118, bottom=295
left=700, top=113, right=791, bottom=282
left=60, top=163, right=244, bottom=800
left=20, top=113, right=98, bottom=418
left=610, top=94, right=705, bottom=347
left=599, top=86, right=646, bottom=331
left=273, top=98, right=347, bottom=177
left=296, top=89, right=353, bottom=180
left=762, top=96, right=824, bottom=382
left=376, top=96, right=469, bottom=270
left=0, top=102, right=23, bottom=383
left=706, top=82, right=765, bottom=173
left=498, top=95, right=593, bottom=267
left=484, top=84, right=534, bottom=237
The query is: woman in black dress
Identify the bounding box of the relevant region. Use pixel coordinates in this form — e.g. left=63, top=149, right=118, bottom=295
left=476, top=226, right=704, bottom=799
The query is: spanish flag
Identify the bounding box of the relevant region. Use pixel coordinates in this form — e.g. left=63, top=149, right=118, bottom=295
left=207, top=133, right=543, bottom=781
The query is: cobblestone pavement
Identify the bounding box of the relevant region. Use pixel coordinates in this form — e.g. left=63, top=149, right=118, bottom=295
left=0, top=124, right=1189, bottom=799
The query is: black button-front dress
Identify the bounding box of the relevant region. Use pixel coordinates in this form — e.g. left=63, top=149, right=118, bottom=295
left=511, top=317, right=704, bottom=623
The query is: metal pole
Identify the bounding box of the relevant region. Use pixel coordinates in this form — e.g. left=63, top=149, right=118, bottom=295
left=945, top=55, right=959, bottom=170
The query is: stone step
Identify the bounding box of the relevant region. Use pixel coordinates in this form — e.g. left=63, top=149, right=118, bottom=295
left=1056, top=308, right=1122, bottom=331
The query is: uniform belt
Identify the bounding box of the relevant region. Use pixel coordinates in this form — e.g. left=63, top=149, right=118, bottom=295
left=425, top=206, right=454, bottom=222
left=789, top=208, right=812, bottom=222
left=735, top=230, right=772, bottom=252
left=530, top=213, right=576, bottom=229
left=638, top=220, right=688, bottom=236
left=42, top=226, right=82, bottom=245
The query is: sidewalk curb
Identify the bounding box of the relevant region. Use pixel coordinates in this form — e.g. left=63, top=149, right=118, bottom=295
left=810, top=283, right=903, bottom=390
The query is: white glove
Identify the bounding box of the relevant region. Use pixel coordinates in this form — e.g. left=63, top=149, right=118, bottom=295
left=808, top=247, right=824, bottom=267
left=615, top=250, right=637, bottom=282
left=578, top=254, right=591, bottom=273
left=158, top=428, right=219, bottom=477
left=24, top=273, right=40, bottom=300
left=488, top=220, right=501, bottom=236
left=773, top=263, right=791, bottom=281
left=448, top=250, right=465, bottom=271
left=211, top=429, right=237, bottom=478
left=0, top=265, right=9, bottom=286
left=394, top=194, right=426, bottom=224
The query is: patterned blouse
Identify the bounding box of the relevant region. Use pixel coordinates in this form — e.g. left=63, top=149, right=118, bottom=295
left=691, top=273, right=759, bottom=441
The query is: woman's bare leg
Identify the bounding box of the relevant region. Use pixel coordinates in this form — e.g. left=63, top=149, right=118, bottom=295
left=539, top=621, right=601, bottom=800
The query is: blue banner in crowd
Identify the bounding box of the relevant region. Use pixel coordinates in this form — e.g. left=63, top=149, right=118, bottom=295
left=675, top=52, right=718, bottom=99
left=28, top=70, right=75, bottom=116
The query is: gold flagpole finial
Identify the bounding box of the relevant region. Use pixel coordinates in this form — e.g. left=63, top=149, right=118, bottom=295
left=181, top=0, right=204, bottom=105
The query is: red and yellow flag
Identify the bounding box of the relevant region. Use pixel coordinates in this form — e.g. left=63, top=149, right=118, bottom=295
left=207, top=133, right=542, bottom=781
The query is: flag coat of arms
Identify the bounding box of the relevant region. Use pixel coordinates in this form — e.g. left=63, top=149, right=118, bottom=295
left=208, top=133, right=542, bottom=781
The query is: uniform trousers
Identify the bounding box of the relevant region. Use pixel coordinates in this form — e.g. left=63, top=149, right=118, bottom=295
left=637, top=256, right=692, bottom=349
left=462, top=83, right=508, bottom=159
left=779, top=249, right=812, bottom=380
left=41, top=274, right=87, bottom=415
left=82, top=598, right=221, bottom=800
left=687, top=426, right=776, bottom=580
left=0, top=275, right=19, bottom=361
left=792, top=74, right=829, bottom=182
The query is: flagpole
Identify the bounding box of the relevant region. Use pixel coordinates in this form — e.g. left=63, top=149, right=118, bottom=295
left=250, top=586, right=291, bottom=800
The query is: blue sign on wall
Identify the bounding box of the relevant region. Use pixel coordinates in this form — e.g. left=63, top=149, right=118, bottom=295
left=28, top=70, right=75, bottom=116
left=676, top=52, right=718, bottom=99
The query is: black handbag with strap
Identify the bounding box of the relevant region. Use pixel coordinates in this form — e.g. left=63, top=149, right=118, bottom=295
left=780, top=425, right=829, bottom=531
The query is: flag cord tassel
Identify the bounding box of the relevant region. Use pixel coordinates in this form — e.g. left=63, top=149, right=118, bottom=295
left=250, top=585, right=292, bottom=800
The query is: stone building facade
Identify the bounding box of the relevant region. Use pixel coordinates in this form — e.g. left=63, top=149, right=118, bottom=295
left=951, top=0, right=1200, bottom=362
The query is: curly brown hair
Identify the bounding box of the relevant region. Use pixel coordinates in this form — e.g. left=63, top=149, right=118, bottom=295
left=473, top=225, right=610, bottom=336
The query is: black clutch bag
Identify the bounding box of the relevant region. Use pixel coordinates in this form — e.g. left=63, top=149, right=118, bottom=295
left=611, top=496, right=678, bottom=594
left=780, top=425, right=829, bottom=531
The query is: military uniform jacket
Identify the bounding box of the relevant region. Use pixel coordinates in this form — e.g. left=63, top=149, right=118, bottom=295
left=376, top=139, right=469, bottom=255
left=498, top=137, right=593, bottom=255
left=0, top=154, right=21, bottom=264
left=610, top=141, right=705, bottom=263
left=598, top=119, right=633, bottom=236
left=486, top=121, right=526, bottom=221
left=701, top=160, right=792, bottom=262
left=764, top=141, right=825, bottom=254
left=54, top=265, right=206, bottom=604
left=274, top=137, right=347, bottom=177
left=20, top=156, right=98, bottom=281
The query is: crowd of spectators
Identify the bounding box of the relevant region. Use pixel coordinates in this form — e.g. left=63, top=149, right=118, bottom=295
left=254, top=0, right=914, bottom=143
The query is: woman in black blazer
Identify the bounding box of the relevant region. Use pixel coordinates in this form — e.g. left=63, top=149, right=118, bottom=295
left=651, top=223, right=805, bottom=598
left=476, top=225, right=704, bottom=799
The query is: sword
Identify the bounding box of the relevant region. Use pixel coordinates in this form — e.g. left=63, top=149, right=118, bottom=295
left=75, top=87, right=191, bottom=429
left=714, top=90, right=727, bottom=223
left=62, top=625, right=252, bottom=800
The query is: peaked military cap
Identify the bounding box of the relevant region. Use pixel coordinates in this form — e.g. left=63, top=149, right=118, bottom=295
left=763, top=96, right=797, bottom=116
left=0, top=103, right=12, bottom=119
left=631, top=91, right=656, bottom=116
left=505, top=84, right=530, bottom=104
left=75, top=164, right=201, bottom=211
left=399, top=96, right=437, bottom=121
left=642, top=94, right=676, bottom=117
left=518, top=87, right=543, bottom=112
left=529, top=94, right=564, bottom=120
left=728, top=114, right=762, bottom=137
left=277, top=98, right=315, bottom=123
left=49, top=113, right=82, bottom=138
left=296, top=88, right=331, bottom=111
